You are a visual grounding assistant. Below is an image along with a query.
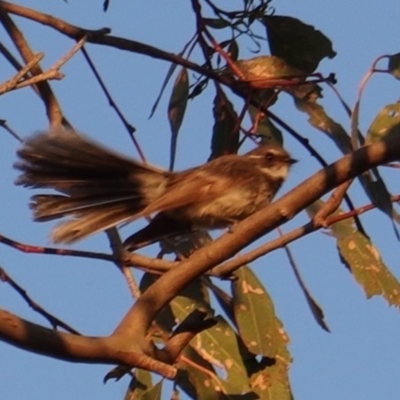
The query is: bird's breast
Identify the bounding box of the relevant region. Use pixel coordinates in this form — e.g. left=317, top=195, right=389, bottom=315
left=167, top=184, right=272, bottom=229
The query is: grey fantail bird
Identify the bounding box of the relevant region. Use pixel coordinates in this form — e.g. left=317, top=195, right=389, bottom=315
left=14, top=130, right=296, bottom=249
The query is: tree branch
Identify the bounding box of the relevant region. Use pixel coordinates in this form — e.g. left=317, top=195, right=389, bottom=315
left=0, top=3, right=66, bottom=127
left=115, top=136, right=400, bottom=339
left=0, top=232, right=113, bottom=261
left=0, top=307, right=176, bottom=378
left=0, top=1, right=227, bottom=84
left=0, top=266, right=80, bottom=334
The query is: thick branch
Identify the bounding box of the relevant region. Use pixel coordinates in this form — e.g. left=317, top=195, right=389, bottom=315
left=115, top=136, right=400, bottom=338
left=0, top=307, right=176, bottom=378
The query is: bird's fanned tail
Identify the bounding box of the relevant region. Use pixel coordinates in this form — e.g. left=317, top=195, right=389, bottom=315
left=15, top=130, right=168, bottom=243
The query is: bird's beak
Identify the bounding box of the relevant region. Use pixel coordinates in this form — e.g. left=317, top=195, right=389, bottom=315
left=288, top=157, right=298, bottom=165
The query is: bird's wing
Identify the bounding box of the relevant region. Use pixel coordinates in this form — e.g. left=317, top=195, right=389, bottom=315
left=47, top=171, right=228, bottom=244
left=137, top=160, right=256, bottom=217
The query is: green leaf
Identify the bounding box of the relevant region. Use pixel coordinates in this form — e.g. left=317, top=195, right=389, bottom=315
left=388, top=53, right=400, bottom=80
left=283, top=247, right=330, bottom=332
left=204, top=278, right=235, bottom=322
left=124, top=369, right=155, bottom=400
left=177, top=347, right=222, bottom=400
left=161, top=229, right=213, bottom=258
left=366, top=102, right=400, bottom=144
left=203, top=18, right=230, bottom=29
left=294, top=97, right=352, bottom=154
left=140, top=380, right=163, bottom=400
left=338, top=232, right=400, bottom=307
left=273, top=318, right=292, bottom=363
left=249, top=356, right=293, bottom=400
left=228, top=39, right=239, bottom=62
left=363, top=103, right=400, bottom=232
left=308, top=201, right=400, bottom=309
left=149, top=49, right=185, bottom=119
left=171, top=388, right=180, bottom=400
left=178, top=347, right=259, bottom=399
left=351, top=99, right=361, bottom=148
left=189, top=315, right=250, bottom=393
left=210, top=87, right=239, bottom=159
left=300, top=286, right=330, bottom=332
left=262, top=15, right=336, bottom=73
left=232, top=266, right=282, bottom=357
left=188, top=78, right=208, bottom=101
left=359, top=172, right=400, bottom=237
left=168, top=67, right=189, bottom=170
left=169, top=279, right=213, bottom=323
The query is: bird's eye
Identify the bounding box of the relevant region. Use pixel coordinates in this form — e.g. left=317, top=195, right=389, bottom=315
left=265, top=154, right=274, bottom=161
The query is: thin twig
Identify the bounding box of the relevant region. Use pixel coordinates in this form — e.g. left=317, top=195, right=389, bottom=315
left=106, top=228, right=141, bottom=298
left=0, top=34, right=87, bottom=95
left=350, top=55, right=387, bottom=149
left=0, top=233, right=113, bottom=261
left=52, top=34, right=88, bottom=69
left=0, top=1, right=227, bottom=85
left=124, top=251, right=178, bottom=272
left=80, top=47, right=144, bottom=162
left=0, top=5, right=66, bottom=127
left=312, top=179, right=353, bottom=227
left=0, top=39, right=22, bottom=69
left=0, top=119, right=23, bottom=142
left=0, top=266, right=81, bottom=334
left=0, top=52, right=43, bottom=94
left=212, top=194, right=400, bottom=277
left=1, top=69, right=64, bottom=93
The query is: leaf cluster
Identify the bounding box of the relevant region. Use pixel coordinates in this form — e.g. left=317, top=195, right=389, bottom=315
left=1, top=1, right=400, bottom=399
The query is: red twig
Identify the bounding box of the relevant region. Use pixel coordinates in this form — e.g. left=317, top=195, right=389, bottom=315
left=0, top=233, right=113, bottom=261
left=213, top=194, right=400, bottom=277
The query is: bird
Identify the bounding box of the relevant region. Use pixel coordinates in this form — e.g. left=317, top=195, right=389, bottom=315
left=14, top=130, right=296, bottom=249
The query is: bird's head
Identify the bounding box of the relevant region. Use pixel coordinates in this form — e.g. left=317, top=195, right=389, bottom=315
left=245, top=145, right=297, bottom=183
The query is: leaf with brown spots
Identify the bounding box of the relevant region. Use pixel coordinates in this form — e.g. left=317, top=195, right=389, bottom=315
left=232, top=266, right=290, bottom=358
left=338, top=232, right=400, bottom=307
left=249, top=354, right=293, bottom=400
left=189, top=315, right=250, bottom=394
left=309, top=201, right=400, bottom=308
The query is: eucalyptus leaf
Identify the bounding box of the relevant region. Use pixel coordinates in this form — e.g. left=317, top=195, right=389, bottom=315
left=294, top=97, right=352, bottom=154
left=168, top=67, right=189, bottom=170
left=210, top=87, right=239, bottom=159
left=388, top=53, right=400, bottom=80
left=263, top=15, right=336, bottom=73
left=124, top=369, right=155, bottom=400
left=308, top=201, right=400, bottom=309
left=366, top=102, right=400, bottom=144
left=232, top=266, right=281, bottom=357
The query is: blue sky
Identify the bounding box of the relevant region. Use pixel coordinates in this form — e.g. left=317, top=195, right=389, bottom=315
left=1, top=1, right=400, bottom=399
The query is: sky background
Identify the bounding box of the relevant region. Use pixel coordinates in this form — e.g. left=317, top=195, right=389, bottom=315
left=1, top=1, right=400, bottom=399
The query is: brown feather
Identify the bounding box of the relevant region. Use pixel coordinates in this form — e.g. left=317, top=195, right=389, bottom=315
left=15, top=130, right=169, bottom=242
left=15, top=130, right=295, bottom=244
